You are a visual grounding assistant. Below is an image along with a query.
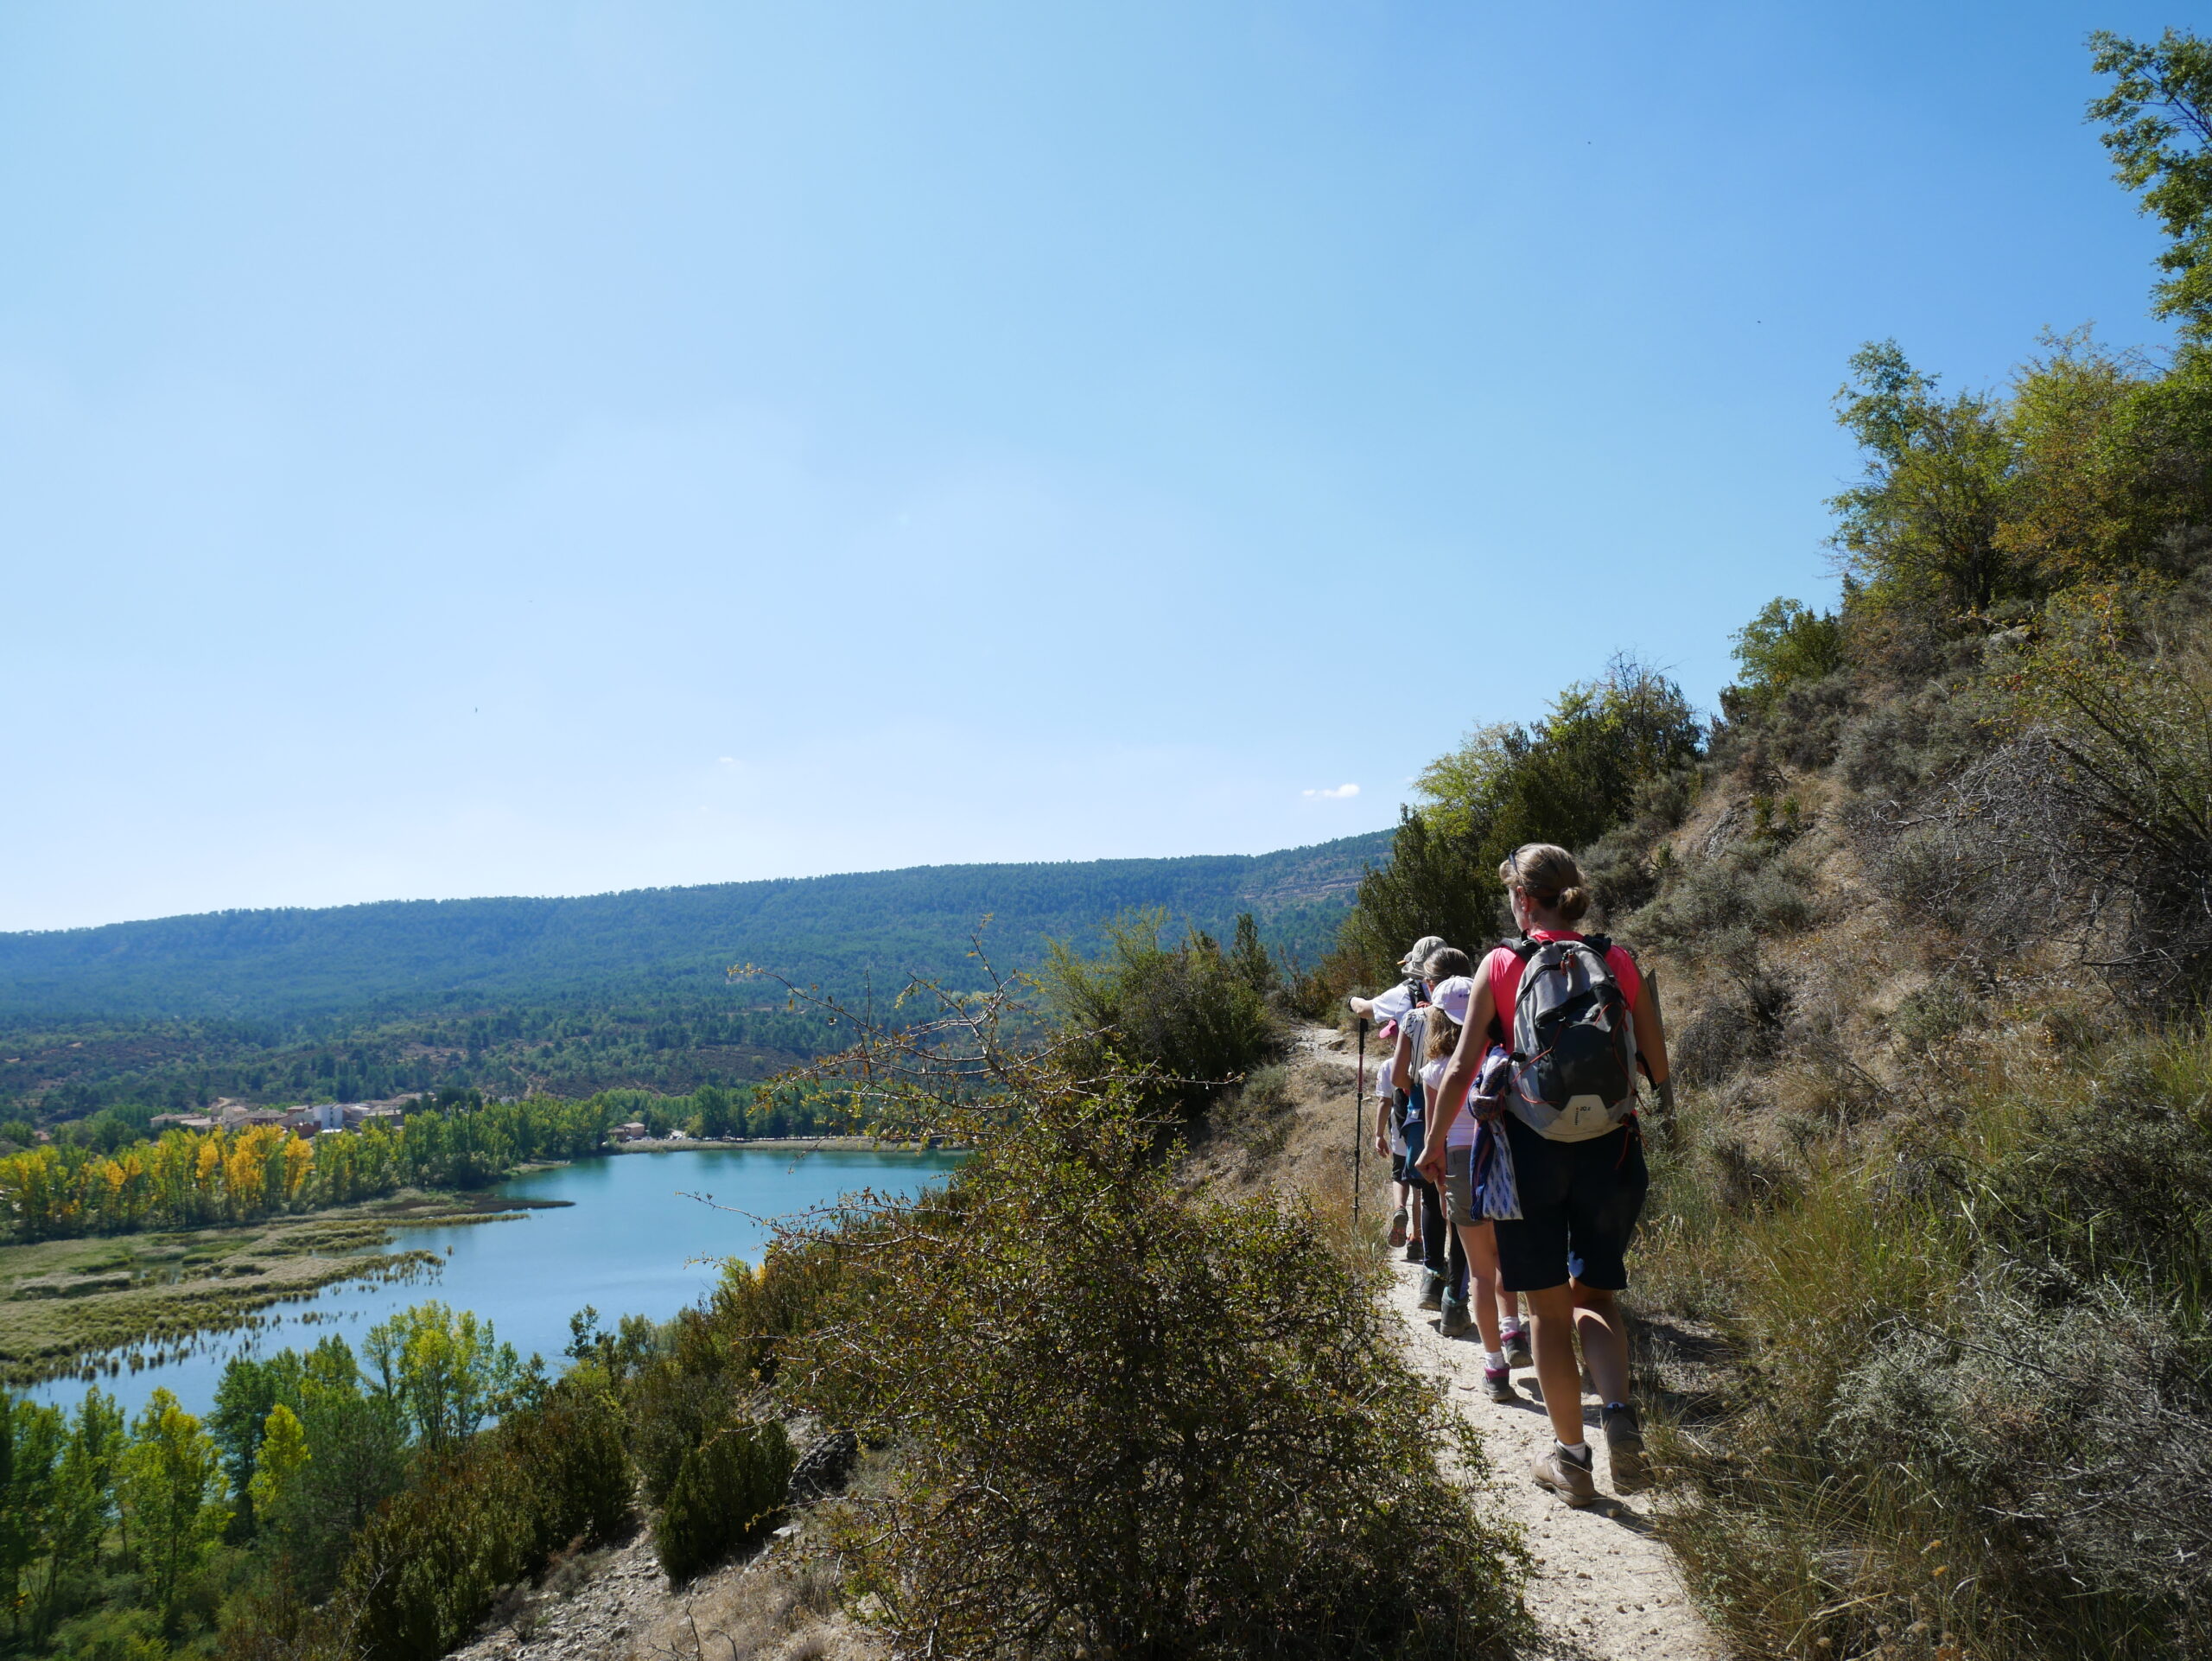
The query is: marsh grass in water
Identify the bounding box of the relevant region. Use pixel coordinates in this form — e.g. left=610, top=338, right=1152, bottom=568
left=0, top=1193, right=553, bottom=1386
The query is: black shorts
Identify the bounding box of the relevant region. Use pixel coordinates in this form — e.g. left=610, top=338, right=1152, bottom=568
left=1491, top=1115, right=1648, bottom=1294
left=1389, top=1150, right=1409, bottom=1184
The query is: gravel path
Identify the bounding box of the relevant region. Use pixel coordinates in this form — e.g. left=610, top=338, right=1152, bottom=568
left=1382, top=1260, right=1726, bottom=1660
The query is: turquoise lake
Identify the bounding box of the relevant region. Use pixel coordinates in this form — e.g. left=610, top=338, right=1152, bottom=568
left=28, top=1146, right=963, bottom=1421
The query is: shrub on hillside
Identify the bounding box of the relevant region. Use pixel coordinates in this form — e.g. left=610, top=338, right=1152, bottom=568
left=1720, top=599, right=1847, bottom=722
left=1643, top=1022, right=2212, bottom=1661
left=1858, top=603, right=2212, bottom=996
left=323, top=1379, right=634, bottom=1661
left=1044, top=911, right=1275, bottom=1118
left=1823, top=1278, right=2212, bottom=1656
left=784, top=1086, right=1528, bottom=1660
left=654, top=1417, right=792, bottom=1584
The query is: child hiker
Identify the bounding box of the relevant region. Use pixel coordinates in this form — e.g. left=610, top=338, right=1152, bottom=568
left=1418, top=973, right=1529, bottom=1397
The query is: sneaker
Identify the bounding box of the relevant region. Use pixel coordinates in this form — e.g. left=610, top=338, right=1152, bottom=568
left=1389, top=1206, right=1408, bottom=1248
left=1483, top=1364, right=1516, bottom=1403
left=1440, top=1295, right=1471, bottom=1338
left=1602, top=1403, right=1648, bottom=1488
left=1530, top=1443, right=1598, bottom=1507
left=1402, top=1238, right=1423, bottom=1263
left=1502, top=1325, right=1533, bottom=1370
left=1416, top=1271, right=1446, bottom=1311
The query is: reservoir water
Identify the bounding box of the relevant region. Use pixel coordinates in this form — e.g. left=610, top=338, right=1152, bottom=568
left=28, top=1146, right=963, bottom=1421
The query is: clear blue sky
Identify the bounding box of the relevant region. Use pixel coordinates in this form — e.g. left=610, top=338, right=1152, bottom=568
left=0, top=2, right=2188, bottom=930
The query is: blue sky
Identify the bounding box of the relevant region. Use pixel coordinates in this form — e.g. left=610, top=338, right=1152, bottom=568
left=0, top=1, right=2189, bottom=930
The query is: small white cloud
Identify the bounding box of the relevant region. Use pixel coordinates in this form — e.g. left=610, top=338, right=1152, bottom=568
left=1302, top=783, right=1360, bottom=800
left=718, top=756, right=736, bottom=765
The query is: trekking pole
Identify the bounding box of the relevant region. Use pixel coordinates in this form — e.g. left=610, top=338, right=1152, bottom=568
left=1352, top=1016, right=1367, bottom=1226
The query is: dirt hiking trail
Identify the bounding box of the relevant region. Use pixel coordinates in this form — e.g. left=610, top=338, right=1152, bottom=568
left=1383, top=1260, right=1723, bottom=1659
left=1193, top=1025, right=1728, bottom=1659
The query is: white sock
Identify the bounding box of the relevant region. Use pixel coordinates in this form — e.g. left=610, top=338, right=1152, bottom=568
left=1484, top=1349, right=1505, bottom=1371
left=1556, top=1440, right=1591, bottom=1463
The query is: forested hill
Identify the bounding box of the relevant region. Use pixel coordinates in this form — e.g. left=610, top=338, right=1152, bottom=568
left=0, top=831, right=1389, bottom=1023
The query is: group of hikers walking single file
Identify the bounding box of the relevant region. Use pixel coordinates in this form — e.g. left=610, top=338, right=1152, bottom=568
left=1351, top=841, right=1673, bottom=1508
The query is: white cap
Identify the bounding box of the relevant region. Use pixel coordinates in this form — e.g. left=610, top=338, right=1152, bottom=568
left=1427, top=975, right=1473, bottom=1025
left=1399, top=934, right=1448, bottom=971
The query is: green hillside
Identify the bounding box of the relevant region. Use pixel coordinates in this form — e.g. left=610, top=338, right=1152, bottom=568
left=0, top=832, right=1388, bottom=1117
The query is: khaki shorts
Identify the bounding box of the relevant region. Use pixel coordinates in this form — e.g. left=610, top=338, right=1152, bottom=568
left=1443, top=1142, right=1480, bottom=1227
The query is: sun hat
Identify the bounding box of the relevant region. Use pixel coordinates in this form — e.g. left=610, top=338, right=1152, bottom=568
left=1427, top=975, right=1473, bottom=1025
left=1399, top=934, right=1448, bottom=972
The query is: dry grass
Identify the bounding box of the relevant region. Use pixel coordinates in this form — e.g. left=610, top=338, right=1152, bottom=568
left=630, top=1544, right=882, bottom=1661
left=1624, top=747, right=2212, bottom=1658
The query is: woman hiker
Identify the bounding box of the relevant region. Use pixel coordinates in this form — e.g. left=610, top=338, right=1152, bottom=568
left=1424, top=843, right=1671, bottom=1506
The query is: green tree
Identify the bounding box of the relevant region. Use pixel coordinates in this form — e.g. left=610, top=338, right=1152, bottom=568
left=282, top=1338, right=410, bottom=1596
left=247, top=1403, right=310, bottom=1528
left=35, top=1391, right=124, bottom=1640
left=363, top=1301, right=521, bottom=1454
left=655, top=1418, right=791, bottom=1583
left=212, top=1348, right=305, bottom=1537
left=116, top=1389, right=229, bottom=1634
left=1226, top=912, right=1279, bottom=999
left=1828, top=340, right=2018, bottom=625
left=691, top=1083, right=740, bottom=1139
left=2091, top=29, right=2212, bottom=341
left=1724, top=598, right=1846, bottom=718
left=1, top=1397, right=30, bottom=1638
left=1335, top=657, right=1702, bottom=984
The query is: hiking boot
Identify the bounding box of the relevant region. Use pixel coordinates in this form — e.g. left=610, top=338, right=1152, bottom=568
left=1530, top=1443, right=1598, bottom=1507
left=1502, top=1325, right=1533, bottom=1370
left=1417, top=1271, right=1446, bottom=1311
left=1483, top=1364, right=1516, bottom=1403
left=1440, top=1294, right=1472, bottom=1338
left=1602, top=1403, right=1649, bottom=1488
left=1389, top=1206, right=1408, bottom=1248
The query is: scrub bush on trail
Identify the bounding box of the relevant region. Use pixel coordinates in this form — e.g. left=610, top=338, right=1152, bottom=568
left=1043, top=909, right=1276, bottom=1119
left=753, top=963, right=1529, bottom=1660
left=789, top=1098, right=1526, bottom=1660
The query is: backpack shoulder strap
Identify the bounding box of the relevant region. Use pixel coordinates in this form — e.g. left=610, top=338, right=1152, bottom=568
left=1503, top=934, right=1540, bottom=961
left=1581, top=933, right=1612, bottom=956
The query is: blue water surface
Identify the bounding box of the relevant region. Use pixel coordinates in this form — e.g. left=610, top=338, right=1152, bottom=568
left=28, top=1146, right=961, bottom=1420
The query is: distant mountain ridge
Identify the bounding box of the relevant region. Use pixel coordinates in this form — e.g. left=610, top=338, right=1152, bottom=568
left=0, top=831, right=1392, bottom=1023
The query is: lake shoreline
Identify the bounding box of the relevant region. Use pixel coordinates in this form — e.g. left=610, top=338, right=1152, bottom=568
left=603, top=1135, right=963, bottom=1155
left=16, top=1146, right=966, bottom=1416
left=0, top=1189, right=544, bottom=1388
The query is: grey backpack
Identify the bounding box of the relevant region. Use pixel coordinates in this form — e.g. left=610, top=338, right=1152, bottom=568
left=1504, top=934, right=1641, bottom=1142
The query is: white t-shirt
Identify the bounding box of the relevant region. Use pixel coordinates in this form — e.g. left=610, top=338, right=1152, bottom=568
left=1363, top=980, right=1416, bottom=1025
left=1425, top=1057, right=1477, bottom=1149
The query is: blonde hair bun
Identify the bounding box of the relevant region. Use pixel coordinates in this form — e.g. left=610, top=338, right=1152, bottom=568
left=1498, top=843, right=1592, bottom=923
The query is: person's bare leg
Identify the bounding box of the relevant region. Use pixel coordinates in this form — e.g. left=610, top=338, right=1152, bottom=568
left=1454, top=1222, right=1503, bottom=1352
left=1572, top=1283, right=1630, bottom=1403
left=1522, top=1283, right=1587, bottom=1446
